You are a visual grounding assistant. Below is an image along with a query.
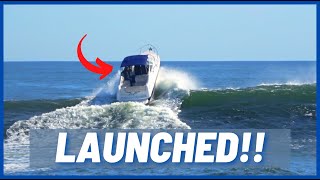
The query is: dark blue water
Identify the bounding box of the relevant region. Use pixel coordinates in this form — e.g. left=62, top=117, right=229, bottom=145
left=4, top=61, right=316, bottom=176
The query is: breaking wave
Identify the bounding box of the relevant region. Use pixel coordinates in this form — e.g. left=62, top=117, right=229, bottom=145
left=6, top=102, right=190, bottom=143
left=5, top=67, right=199, bottom=144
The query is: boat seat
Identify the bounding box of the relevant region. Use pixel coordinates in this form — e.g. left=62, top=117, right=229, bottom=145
left=121, top=75, right=148, bottom=87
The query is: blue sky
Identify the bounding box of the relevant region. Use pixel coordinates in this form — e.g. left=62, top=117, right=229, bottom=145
left=4, top=4, right=316, bottom=61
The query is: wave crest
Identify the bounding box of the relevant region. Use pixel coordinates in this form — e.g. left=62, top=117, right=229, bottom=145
left=6, top=101, right=190, bottom=143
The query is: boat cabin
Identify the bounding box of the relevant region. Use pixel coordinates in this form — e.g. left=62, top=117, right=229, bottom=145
left=120, top=55, right=153, bottom=87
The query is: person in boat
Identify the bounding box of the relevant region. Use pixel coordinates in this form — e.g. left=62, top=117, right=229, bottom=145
left=121, top=67, right=130, bottom=81
left=128, top=66, right=136, bottom=86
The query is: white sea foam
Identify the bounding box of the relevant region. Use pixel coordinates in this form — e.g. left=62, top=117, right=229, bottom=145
left=6, top=102, right=190, bottom=144
left=4, top=67, right=201, bottom=174
left=5, top=67, right=200, bottom=143
left=156, top=67, right=199, bottom=91
left=151, top=67, right=200, bottom=111
left=259, top=80, right=316, bottom=86
left=82, top=71, right=121, bottom=105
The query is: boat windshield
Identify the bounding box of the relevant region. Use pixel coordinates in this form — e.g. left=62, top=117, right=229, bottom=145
left=121, top=65, right=148, bottom=76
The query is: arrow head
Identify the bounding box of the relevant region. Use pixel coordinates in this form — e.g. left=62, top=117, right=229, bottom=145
left=96, top=57, right=113, bottom=80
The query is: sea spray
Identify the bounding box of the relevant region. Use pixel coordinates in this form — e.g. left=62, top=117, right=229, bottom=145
left=156, top=67, right=199, bottom=91
left=152, top=67, right=200, bottom=111
left=83, top=71, right=121, bottom=106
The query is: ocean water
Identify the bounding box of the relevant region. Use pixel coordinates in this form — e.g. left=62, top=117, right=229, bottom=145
left=4, top=61, right=316, bottom=175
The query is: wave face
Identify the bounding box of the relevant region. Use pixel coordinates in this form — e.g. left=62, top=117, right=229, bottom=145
left=182, top=84, right=316, bottom=109
left=180, top=84, right=316, bottom=130
left=5, top=99, right=83, bottom=113
left=178, top=84, right=316, bottom=176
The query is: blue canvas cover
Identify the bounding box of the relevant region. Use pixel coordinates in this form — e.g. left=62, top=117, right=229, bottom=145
left=120, top=55, right=148, bottom=67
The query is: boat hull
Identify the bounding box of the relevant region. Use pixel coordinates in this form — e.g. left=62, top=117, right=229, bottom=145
left=116, top=51, right=160, bottom=104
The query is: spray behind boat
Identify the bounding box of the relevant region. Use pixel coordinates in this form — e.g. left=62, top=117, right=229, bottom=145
left=116, top=44, right=161, bottom=104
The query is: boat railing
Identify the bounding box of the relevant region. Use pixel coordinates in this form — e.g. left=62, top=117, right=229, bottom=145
left=139, top=44, right=159, bottom=55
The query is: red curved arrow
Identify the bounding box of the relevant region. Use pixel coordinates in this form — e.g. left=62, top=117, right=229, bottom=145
left=77, top=34, right=113, bottom=80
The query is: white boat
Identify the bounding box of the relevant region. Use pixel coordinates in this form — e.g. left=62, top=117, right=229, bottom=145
left=116, top=45, right=160, bottom=104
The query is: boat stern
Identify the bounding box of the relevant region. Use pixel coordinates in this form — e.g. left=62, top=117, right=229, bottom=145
left=116, top=85, right=151, bottom=104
